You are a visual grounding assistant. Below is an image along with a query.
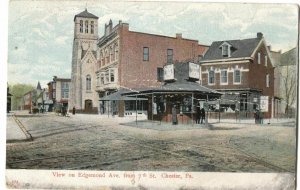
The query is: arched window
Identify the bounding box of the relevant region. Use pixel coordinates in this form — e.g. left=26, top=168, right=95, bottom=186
left=91, top=21, right=94, bottom=34
left=80, top=20, right=83, bottom=33
left=86, top=75, right=91, bottom=91
left=85, top=20, right=89, bottom=33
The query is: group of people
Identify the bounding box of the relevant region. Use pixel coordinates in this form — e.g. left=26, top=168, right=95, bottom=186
left=196, top=107, right=206, bottom=124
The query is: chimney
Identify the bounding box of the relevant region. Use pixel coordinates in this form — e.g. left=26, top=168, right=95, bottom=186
left=257, top=32, right=263, bottom=39
left=176, top=33, right=182, bottom=39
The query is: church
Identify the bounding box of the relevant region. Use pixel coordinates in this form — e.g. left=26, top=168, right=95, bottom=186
left=69, top=9, right=208, bottom=115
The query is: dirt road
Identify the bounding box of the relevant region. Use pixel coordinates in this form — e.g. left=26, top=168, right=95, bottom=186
left=6, top=112, right=296, bottom=173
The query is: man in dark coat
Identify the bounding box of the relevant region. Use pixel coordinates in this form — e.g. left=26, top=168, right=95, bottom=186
left=200, top=107, right=205, bottom=124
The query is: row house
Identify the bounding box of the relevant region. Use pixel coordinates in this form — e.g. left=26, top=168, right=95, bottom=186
left=48, top=76, right=71, bottom=111
left=200, top=33, right=275, bottom=118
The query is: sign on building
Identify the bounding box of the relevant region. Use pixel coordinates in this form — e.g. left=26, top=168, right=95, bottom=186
left=260, top=96, right=269, bottom=112
left=189, top=62, right=200, bottom=79
left=163, top=64, right=174, bottom=81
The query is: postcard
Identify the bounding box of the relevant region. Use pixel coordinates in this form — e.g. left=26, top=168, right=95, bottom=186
left=4, top=0, right=298, bottom=189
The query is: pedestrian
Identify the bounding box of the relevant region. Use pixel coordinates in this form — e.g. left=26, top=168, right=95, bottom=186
left=196, top=106, right=201, bottom=124
left=72, top=106, right=76, bottom=115
left=200, top=107, right=205, bottom=124
left=172, top=105, right=177, bottom=125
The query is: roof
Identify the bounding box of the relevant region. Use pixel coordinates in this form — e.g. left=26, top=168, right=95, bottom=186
left=201, top=37, right=262, bottom=61
left=122, top=81, right=221, bottom=96
left=36, top=81, right=42, bottom=90
left=100, top=88, right=147, bottom=101
left=280, top=47, right=298, bottom=66
left=74, top=9, right=98, bottom=21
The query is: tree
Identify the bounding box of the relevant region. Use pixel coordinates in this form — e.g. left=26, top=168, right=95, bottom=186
left=279, top=48, right=297, bottom=116
left=9, top=83, right=34, bottom=110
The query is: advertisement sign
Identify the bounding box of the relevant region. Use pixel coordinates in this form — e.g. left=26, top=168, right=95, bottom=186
left=189, top=62, right=200, bottom=79
left=260, top=96, right=269, bottom=112
left=163, top=64, right=174, bottom=81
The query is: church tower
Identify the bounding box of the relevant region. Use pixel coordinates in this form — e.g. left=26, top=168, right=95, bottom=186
left=70, top=9, right=99, bottom=111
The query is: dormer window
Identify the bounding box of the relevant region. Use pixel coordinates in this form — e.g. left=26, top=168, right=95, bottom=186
left=220, top=42, right=232, bottom=57
left=222, top=45, right=229, bottom=57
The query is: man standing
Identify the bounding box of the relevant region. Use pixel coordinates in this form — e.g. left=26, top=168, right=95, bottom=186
left=200, top=107, right=205, bottom=124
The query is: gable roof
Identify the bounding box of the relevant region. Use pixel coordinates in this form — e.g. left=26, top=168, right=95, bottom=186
left=201, top=37, right=262, bottom=62
left=74, top=9, right=98, bottom=21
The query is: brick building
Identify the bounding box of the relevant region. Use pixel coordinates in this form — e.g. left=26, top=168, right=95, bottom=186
left=48, top=76, right=71, bottom=111
left=69, top=9, right=209, bottom=115
left=96, top=20, right=208, bottom=116
left=200, top=33, right=275, bottom=118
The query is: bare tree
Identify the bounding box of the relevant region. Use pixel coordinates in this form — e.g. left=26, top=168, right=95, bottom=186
left=279, top=48, right=297, bottom=116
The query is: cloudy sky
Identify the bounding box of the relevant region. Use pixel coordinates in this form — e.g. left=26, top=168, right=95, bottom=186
left=7, top=0, right=299, bottom=88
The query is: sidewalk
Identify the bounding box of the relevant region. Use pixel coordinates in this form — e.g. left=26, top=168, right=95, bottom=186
left=6, top=113, right=28, bottom=142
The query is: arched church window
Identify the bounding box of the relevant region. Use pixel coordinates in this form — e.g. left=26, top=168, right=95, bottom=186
left=91, top=21, right=94, bottom=34
left=80, top=20, right=83, bottom=33
left=86, top=75, right=91, bottom=91
left=85, top=20, right=89, bottom=33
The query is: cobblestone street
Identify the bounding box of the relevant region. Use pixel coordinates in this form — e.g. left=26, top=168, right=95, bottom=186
left=6, top=112, right=296, bottom=173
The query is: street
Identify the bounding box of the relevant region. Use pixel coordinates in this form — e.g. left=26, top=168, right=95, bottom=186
left=6, top=112, right=296, bottom=173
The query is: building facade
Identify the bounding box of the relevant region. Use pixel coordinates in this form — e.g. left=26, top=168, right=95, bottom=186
left=69, top=9, right=99, bottom=113
left=48, top=76, right=71, bottom=111
left=69, top=9, right=209, bottom=115
left=200, top=33, right=275, bottom=118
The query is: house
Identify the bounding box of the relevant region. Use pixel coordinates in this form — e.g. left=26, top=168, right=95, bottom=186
left=22, top=82, right=44, bottom=112
left=48, top=76, right=71, bottom=111
left=69, top=9, right=209, bottom=115
left=200, top=33, right=275, bottom=119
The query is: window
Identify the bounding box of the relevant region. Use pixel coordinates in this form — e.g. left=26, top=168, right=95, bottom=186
left=109, top=69, right=115, bottom=83
left=265, top=55, right=268, bottom=66
left=85, top=20, right=88, bottom=33
left=266, top=74, right=270, bottom=87
left=222, top=45, right=229, bottom=57
left=91, top=21, right=94, bottom=34
left=143, top=47, right=149, bottom=61
left=208, top=70, right=215, bottom=84
left=86, top=75, right=91, bottom=91
left=110, top=47, right=113, bottom=62
left=167, top=49, right=173, bottom=64
left=96, top=75, right=100, bottom=86
left=100, top=73, right=105, bottom=85
left=220, top=70, right=228, bottom=84
left=258, top=52, right=261, bottom=64
left=105, top=71, right=109, bottom=84
left=80, top=20, right=83, bottom=33
left=234, top=70, right=241, bottom=83
left=62, top=91, right=69, bottom=99
left=114, top=44, right=119, bottom=60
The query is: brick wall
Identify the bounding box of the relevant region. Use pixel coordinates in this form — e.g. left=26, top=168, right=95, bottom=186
left=119, top=24, right=208, bottom=89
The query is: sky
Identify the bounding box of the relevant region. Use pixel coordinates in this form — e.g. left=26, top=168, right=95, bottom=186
left=6, top=0, right=299, bottom=88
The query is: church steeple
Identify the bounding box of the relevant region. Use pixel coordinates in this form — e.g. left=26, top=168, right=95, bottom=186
left=73, top=9, right=98, bottom=40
